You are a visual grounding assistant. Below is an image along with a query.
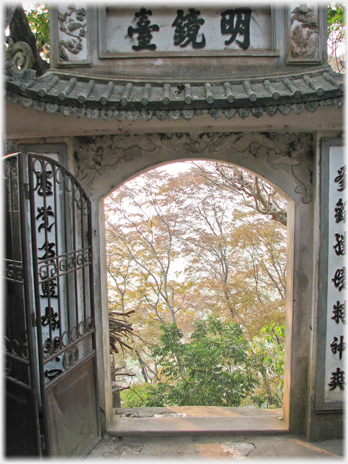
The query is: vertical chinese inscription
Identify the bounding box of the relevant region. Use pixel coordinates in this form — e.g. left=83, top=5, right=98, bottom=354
left=325, top=149, right=346, bottom=401
left=32, top=157, right=63, bottom=382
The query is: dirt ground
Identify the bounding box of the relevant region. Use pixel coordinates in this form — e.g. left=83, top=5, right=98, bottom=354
left=86, top=433, right=344, bottom=460
left=86, top=407, right=344, bottom=460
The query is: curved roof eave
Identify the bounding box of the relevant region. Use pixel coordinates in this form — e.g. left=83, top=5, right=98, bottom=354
left=5, top=62, right=344, bottom=122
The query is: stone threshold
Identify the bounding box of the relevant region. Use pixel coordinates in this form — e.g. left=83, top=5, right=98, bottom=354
left=107, top=406, right=289, bottom=437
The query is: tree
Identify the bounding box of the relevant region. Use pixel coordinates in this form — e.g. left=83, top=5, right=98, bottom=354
left=106, top=163, right=287, bottom=392
left=25, top=3, right=50, bottom=60
left=105, top=171, right=196, bottom=384
left=105, top=171, right=191, bottom=328
left=248, top=322, right=285, bottom=408
left=173, top=165, right=287, bottom=336
left=193, top=162, right=287, bottom=226
left=327, top=3, right=345, bottom=73
left=142, top=317, right=256, bottom=407
left=108, top=310, right=136, bottom=406
left=106, top=165, right=286, bottom=339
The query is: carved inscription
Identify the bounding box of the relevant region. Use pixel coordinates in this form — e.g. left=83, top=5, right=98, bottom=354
left=103, top=7, right=272, bottom=56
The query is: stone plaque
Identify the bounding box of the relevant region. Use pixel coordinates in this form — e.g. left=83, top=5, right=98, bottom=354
left=316, top=138, right=345, bottom=411
left=98, top=6, right=275, bottom=58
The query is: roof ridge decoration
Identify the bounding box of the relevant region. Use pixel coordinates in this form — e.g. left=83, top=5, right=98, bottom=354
left=74, top=132, right=313, bottom=204
left=6, top=39, right=35, bottom=72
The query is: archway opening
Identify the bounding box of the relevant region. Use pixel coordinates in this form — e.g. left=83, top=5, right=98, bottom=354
left=103, top=159, right=288, bottom=433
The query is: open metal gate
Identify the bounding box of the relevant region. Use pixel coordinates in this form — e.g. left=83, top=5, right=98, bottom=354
left=4, top=154, right=41, bottom=456
left=4, top=152, right=100, bottom=457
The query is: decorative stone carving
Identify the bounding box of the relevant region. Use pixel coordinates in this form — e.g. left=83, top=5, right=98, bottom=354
left=289, top=3, right=319, bottom=62
left=74, top=135, right=158, bottom=195
left=305, top=101, right=318, bottom=112
left=238, top=108, right=250, bottom=119
left=248, top=132, right=313, bottom=203
left=100, top=109, right=114, bottom=121
left=6, top=39, right=35, bottom=72
left=86, top=108, right=99, bottom=120
left=72, top=107, right=85, bottom=118
left=209, top=109, right=222, bottom=120
left=19, top=96, right=33, bottom=108
left=5, top=140, right=17, bottom=155
left=59, top=105, right=73, bottom=116
left=223, top=109, right=236, bottom=119
left=182, top=110, right=195, bottom=120
left=33, top=100, right=46, bottom=112
left=252, top=107, right=263, bottom=118
left=114, top=111, right=126, bottom=122
left=278, top=104, right=291, bottom=115
left=46, top=103, right=59, bottom=114
left=58, top=4, right=88, bottom=62
left=74, top=132, right=313, bottom=203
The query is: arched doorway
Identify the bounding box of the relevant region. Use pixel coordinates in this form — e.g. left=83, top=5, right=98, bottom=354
left=75, top=131, right=314, bottom=436
left=104, top=158, right=288, bottom=423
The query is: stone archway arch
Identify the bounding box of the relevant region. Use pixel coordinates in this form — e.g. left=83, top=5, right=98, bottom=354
left=76, top=131, right=315, bottom=436
left=74, top=132, right=313, bottom=204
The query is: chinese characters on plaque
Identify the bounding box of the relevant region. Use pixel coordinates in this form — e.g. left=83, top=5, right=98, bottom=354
left=126, top=7, right=251, bottom=51
left=325, top=149, right=345, bottom=401
left=99, top=6, right=273, bottom=57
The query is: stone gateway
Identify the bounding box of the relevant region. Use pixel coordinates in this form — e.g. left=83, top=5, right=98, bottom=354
left=4, top=3, right=344, bottom=458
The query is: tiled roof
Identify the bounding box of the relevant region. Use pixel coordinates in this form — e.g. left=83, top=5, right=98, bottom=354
left=5, top=63, right=344, bottom=121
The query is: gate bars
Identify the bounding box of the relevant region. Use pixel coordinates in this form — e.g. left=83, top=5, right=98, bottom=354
left=4, top=152, right=99, bottom=456
left=28, top=153, right=96, bottom=388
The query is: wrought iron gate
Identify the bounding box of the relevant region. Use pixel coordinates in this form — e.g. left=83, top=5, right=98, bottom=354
left=4, top=152, right=100, bottom=457
left=4, top=154, right=41, bottom=456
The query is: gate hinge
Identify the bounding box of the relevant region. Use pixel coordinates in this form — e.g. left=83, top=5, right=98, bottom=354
left=31, top=312, right=37, bottom=327
left=24, top=183, right=30, bottom=200
left=40, top=434, right=46, bottom=452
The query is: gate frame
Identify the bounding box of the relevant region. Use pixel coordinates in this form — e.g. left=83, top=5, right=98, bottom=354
left=13, top=129, right=343, bottom=442
left=89, top=138, right=314, bottom=436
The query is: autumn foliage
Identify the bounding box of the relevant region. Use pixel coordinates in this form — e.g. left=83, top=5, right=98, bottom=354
left=105, top=161, right=287, bottom=408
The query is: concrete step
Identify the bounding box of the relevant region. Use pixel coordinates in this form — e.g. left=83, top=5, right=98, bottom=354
left=107, top=407, right=289, bottom=438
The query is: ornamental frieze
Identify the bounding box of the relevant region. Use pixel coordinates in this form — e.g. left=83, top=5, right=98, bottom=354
left=74, top=132, right=313, bottom=203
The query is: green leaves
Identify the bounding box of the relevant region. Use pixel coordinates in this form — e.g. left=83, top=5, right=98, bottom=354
left=328, top=4, right=345, bottom=31
left=24, top=3, right=50, bottom=59
left=248, top=322, right=285, bottom=408
left=140, top=317, right=255, bottom=407
left=327, top=4, right=345, bottom=73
